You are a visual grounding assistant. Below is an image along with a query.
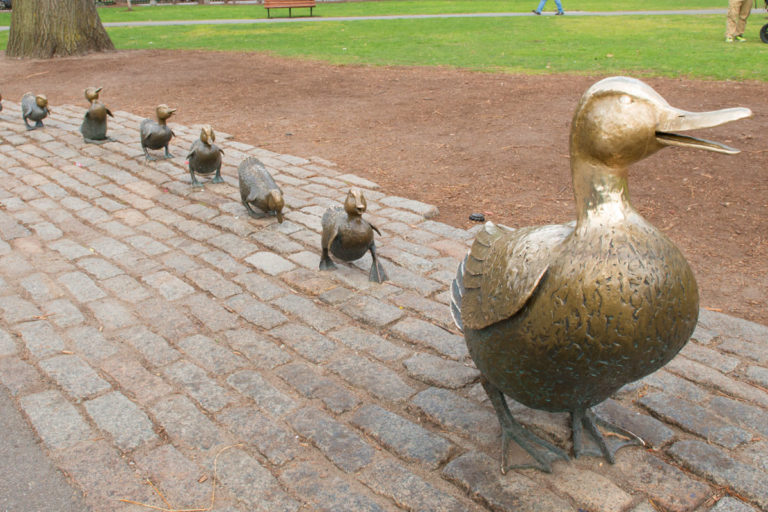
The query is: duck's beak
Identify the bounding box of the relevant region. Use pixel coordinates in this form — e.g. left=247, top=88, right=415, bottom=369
left=655, top=106, right=752, bottom=154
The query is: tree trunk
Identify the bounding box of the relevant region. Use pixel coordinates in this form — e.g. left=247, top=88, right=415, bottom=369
left=7, top=0, right=115, bottom=59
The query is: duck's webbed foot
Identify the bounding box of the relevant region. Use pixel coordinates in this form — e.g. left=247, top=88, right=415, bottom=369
left=143, top=147, right=156, bottom=161
left=368, top=245, right=388, bottom=283
left=482, top=377, right=568, bottom=473
left=319, top=250, right=336, bottom=271
left=163, top=147, right=174, bottom=159
left=571, top=408, right=644, bottom=463
left=242, top=201, right=265, bottom=219
left=190, top=171, right=203, bottom=187
left=212, top=168, right=224, bottom=184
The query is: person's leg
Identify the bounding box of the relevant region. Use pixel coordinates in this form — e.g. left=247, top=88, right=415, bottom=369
left=726, top=0, right=740, bottom=38
left=554, top=0, right=564, bottom=13
left=534, top=0, right=547, bottom=14
left=736, top=0, right=752, bottom=36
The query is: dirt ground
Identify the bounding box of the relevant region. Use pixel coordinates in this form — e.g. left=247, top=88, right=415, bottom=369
left=1, top=49, right=766, bottom=326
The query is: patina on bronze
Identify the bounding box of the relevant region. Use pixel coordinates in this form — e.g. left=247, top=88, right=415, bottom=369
left=21, top=92, right=50, bottom=130
left=238, top=156, right=285, bottom=223
left=450, top=77, right=752, bottom=473
left=140, top=104, right=176, bottom=161
left=187, top=125, right=224, bottom=187
left=320, top=188, right=388, bottom=283
left=80, top=87, right=114, bottom=144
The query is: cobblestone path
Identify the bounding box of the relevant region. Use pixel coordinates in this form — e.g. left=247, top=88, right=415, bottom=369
left=0, top=101, right=767, bottom=512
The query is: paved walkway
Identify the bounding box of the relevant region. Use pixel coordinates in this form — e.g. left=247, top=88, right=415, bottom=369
left=0, top=101, right=767, bottom=512
left=0, top=9, right=732, bottom=31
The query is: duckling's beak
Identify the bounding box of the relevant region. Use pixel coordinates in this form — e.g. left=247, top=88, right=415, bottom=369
left=655, top=106, right=752, bottom=155
left=276, top=211, right=284, bottom=223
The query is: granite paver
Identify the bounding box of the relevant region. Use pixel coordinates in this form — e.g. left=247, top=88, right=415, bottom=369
left=0, top=103, right=766, bottom=511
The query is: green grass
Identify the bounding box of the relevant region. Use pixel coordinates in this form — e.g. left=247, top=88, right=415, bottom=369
left=0, top=0, right=730, bottom=25
left=1, top=3, right=766, bottom=81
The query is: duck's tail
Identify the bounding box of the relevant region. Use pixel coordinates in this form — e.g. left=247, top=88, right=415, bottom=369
left=449, top=253, right=468, bottom=333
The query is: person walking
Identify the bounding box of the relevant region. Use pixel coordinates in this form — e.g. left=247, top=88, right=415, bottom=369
left=725, top=0, right=752, bottom=42
left=532, top=0, right=564, bottom=15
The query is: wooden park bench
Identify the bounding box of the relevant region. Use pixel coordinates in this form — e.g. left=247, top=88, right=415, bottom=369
left=263, top=0, right=316, bottom=18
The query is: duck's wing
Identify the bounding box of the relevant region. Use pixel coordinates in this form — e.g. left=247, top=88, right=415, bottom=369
left=139, top=118, right=153, bottom=143
left=106, top=107, right=113, bottom=118
left=453, top=221, right=573, bottom=331
left=187, top=139, right=201, bottom=160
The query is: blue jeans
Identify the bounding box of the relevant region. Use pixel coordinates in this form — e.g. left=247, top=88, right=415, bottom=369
left=536, top=0, right=564, bottom=13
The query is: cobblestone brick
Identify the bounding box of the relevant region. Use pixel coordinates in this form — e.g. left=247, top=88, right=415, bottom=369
left=669, top=440, right=768, bottom=510
left=328, top=325, right=409, bottom=362
left=164, top=360, right=235, bottom=412
left=273, top=293, right=346, bottom=333
left=57, top=271, right=107, bottom=302
left=718, top=337, right=768, bottom=365
left=218, top=406, right=302, bottom=466
left=351, top=404, right=455, bottom=469
left=443, top=451, right=572, bottom=511
left=20, top=272, right=62, bottom=302
left=710, top=395, right=768, bottom=437
left=135, top=298, right=197, bottom=339
left=233, top=272, right=289, bottom=301
left=225, top=292, right=287, bottom=329
left=142, top=270, right=195, bottom=301
left=710, top=497, right=759, bottom=512
left=177, top=334, right=246, bottom=374
left=0, top=328, right=16, bottom=356
left=288, top=407, right=374, bottom=473
left=115, top=325, right=181, bottom=367
left=44, top=298, right=85, bottom=328
left=133, top=444, right=210, bottom=509
left=281, top=461, right=385, bottom=512
left=101, top=274, right=151, bottom=303
left=391, top=317, right=468, bottom=360
left=252, top=229, right=304, bottom=253
left=411, top=387, right=498, bottom=446
left=680, top=342, right=740, bottom=373
left=359, top=458, right=469, bottom=512
left=20, top=390, right=93, bottom=449
left=224, top=328, right=291, bottom=369
left=101, top=354, right=173, bottom=405
left=640, top=369, right=709, bottom=403
left=269, top=323, right=337, bottom=364
left=216, top=447, right=300, bottom=512
left=246, top=251, right=296, bottom=276
left=281, top=268, right=339, bottom=296
left=404, top=352, right=479, bottom=389
left=227, top=370, right=297, bottom=417
left=66, top=326, right=116, bottom=363
left=185, top=267, right=242, bottom=298
left=328, top=353, right=416, bottom=403
left=152, top=395, right=228, bottom=450
left=48, top=239, right=92, bottom=260
left=606, top=450, right=711, bottom=512
left=88, top=298, right=139, bottom=330
left=0, top=356, right=44, bottom=396
left=84, top=391, right=156, bottom=450
left=594, top=399, right=676, bottom=449
left=666, top=357, right=768, bottom=409
left=16, top=320, right=66, bottom=357
left=183, top=293, right=240, bottom=333
left=276, top=362, right=360, bottom=414
left=639, top=392, right=752, bottom=449
left=550, top=464, right=633, bottom=512
left=40, top=354, right=112, bottom=400
left=341, top=294, right=405, bottom=327
left=391, top=290, right=454, bottom=328
left=0, top=295, right=42, bottom=324
left=745, top=366, right=768, bottom=388
left=75, top=257, right=124, bottom=280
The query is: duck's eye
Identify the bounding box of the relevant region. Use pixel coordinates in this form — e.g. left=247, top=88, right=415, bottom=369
left=619, top=95, right=632, bottom=105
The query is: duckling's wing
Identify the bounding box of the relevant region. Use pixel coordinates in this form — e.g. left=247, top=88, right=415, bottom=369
left=139, top=119, right=152, bottom=143
left=460, top=221, right=573, bottom=330
left=187, top=139, right=201, bottom=160
left=106, top=107, right=113, bottom=118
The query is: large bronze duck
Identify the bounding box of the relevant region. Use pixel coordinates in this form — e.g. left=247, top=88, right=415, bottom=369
left=238, top=157, right=284, bottom=222
left=320, top=188, right=387, bottom=283
left=450, top=77, right=751, bottom=473
left=187, top=125, right=224, bottom=186
left=21, top=92, right=50, bottom=130
left=140, top=104, right=176, bottom=161
left=80, top=87, right=114, bottom=144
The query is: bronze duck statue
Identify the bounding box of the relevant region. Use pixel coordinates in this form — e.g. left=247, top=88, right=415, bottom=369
left=320, top=188, right=387, bottom=283
left=450, top=76, right=751, bottom=473
left=238, top=157, right=284, bottom=222
left=80, top=87, right=114, bottom=144
left=140, top=104, right=176, bottom=161
left=21, top=92, right=50, bottom=130
left=187, top=125, right=224, bottom=186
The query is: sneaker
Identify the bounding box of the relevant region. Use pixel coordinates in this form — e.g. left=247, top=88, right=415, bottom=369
left=735, top=35, right=746, bottom=42
left=532, top=9, right=541, bottom=14
left=725, top=36, right=734, bottom=42
left=555, top=11, right=564, bottom=15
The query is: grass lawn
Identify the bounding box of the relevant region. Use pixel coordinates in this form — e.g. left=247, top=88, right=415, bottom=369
left=0, top=1, right=766, bottom=81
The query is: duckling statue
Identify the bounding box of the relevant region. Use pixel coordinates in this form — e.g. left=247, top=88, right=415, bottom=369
left=320, top=188, right=387, bottom=283
left=187, top=125, right=224, bottom=187
left=450, top=77, right=751, bottom=473
left=238, top=157, right=284, bottom=222
left=21, top=92, right=50, bottom=130
left=140, top=104, right=176, bottom=161
left=80, top=87, right=114, bottom=144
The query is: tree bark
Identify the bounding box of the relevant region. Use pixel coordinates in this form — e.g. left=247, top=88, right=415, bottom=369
left=7, top=0, right=115, bottom=59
